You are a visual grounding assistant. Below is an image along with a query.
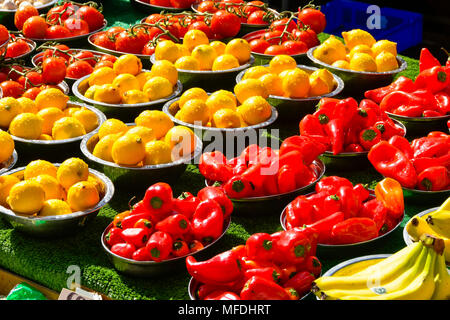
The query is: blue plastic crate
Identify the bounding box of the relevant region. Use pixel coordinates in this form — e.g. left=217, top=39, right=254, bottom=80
left=321, top=0, right=423, bottom=52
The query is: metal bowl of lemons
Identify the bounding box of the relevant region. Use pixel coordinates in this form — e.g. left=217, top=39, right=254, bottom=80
left=80, top=122, right=203, bottom=189
left=0, top=162, right=114, bottom=237
left=0, top=130, right=17, bottom=175
left=8, top=101, right=106, bottom=162
left=235, top=63, right=344, bottom=123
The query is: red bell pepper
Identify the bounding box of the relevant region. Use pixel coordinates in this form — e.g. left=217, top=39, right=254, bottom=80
left=435, top=91, right=450, bottom=114
left=359, top=99, right=384, bottom=120
left=172, top=192, right=199, bottom=219
left=374, top=119, right=405, bottom=140
left=245, top=233, right=275, bottom=262
left=272, top=228, right=312, bottom=265
left=345, top=143, right=364, bottom=152
left=285, top=196, right=314, bottom=229
left=188, top=240, right=204, bottom=253
left=133, top=218, right=153, bottom=234
left=411, top=89, right=442, bottom=111
left=324, top=118, right=345, bottom=155
left=285, top=288, right=300, bottom=300
left=365, top=76, right=416, bottom=103
left=353, top=183, right=370, bottom=204
left=314, top=194, right=341, bottom=221
left=145, top=231, right=173, bottom=262
left=412, top=136, right=449, bottom=159
left=423, top=110, right=444, bottom=117
left=359, top=127, right=382, bottom=151
left=419, top=48, right=441, bottom=72
left=417, top=166, right=449, bottom=191
left=282, top=271, right=316, bottom=297
left=111, top=243, right=136, bottom=259
left=131, top=247, right=152, bottom=261
left=316, top=97, right=339, bottom=111
left=223, top=175, right=254, bottom=199
left=172, top=239, right=190, bottom=257
left=155, top=213, right=190, bottom=236
left=199, top=151, right=233, bottom=182
left=332, top=97, right=359, bottom=129
left=374, top=178, right=405, bottom=219
left=191, top=199, right=224, bottom=243
left=331, top=218, right=379, bottom=244
left=121, top=228, right=149, bottom=248
left=315, top=176, right=353, bottom=195
left=240, top=276, right=290, bottom=300
left=197, top=186, right=233, bottom=219
left=197, top=283, right=238, bottom=300
left=379, top=91, right=417, bottom=113
left=308, top=211, right=345, bottom=243
left=105, top=227, right=124, bottom=247
left=392, top=105, right=425, bottom=117
left=411, top=152, right=450, bottom=174
left=129, top=200, right=149, bottom=215
left=112, top=211, right=130, bottom=229
left=244, top=267, right=281, bottom=283
left=186, top=249, right=242, bottom=285
left=240, top=144, right=261, bottom=167
left=299, top=114, right=325, bottom=136
left=415, top=66, right=450, bottom=93
left=277, top=164, right=297, bottom=194
left=388, top=135, right=413, bottom=159
left=359, top=198, right=388, bottom=232
left=368, top=141, right=418, bottom=189
left=304, top=255, right=322, bottom=278
left=337, top=186, right=361, bottom=219
left=204, top=291, right=241, bottom=300
left=279, top=135, right=326, bottom=165
left=142, top=182, right=173, bottom=221
left=121, top=212, right=152, bottom=230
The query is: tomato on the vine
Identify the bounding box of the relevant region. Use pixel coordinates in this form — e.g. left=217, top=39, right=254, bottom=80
left=72, top=51, right=97, bottom=67
left=264, top=44, right=286, bottom=55
left=188, top=21, right=213, bottom=38
left=197, top=0, right=217, bottom=13
left=5, top=39, right=30, bottom=58
left=14, top=5, right=38, bottom=30
left=106, top=26, right=125, bottom=38
left=210, top=10, right=241, bottom=38
left=22, top=87, right=42, bottom=100
left=150, top=0, right=171, bottom=6
left=115, top=30, right=147, bottom=54
left=246, top=10, right=269, bottom=25
left=262, top=30, right=286, bottom=45
left=0, top=81, right=24, bottom=98
left=42, top=44, right=71, bottom=61
left=100, top=54, right=117, bottom=64
left=292, top=28, right=319, bottom=48
left=169, top=0, right=195, bottom=8
left=0, top=25, right=8, bottom=44
left=66, top=61, right=94, bottom=79
left=46, top=3, right=76, bottom=25
left=18, top=71, right=43, bottom=89
left=142, top=42, right=156, bottom=55
left=249, top=38, right=270, bottom=54
left=243, top=1, right=265, bottom=16
left=45, top=25, right=72, bottom=39
left=270, top=18, right=297, bottom=33
left=64, top=18, right=90, bottom=36
left=297, top=8, right=326, bottom=34
left=145, top=14, right=166, bottom=24
left=0, top=72, right=7, bottom=83
left=93, top=33, right=116, bottom=50
left=42, top=57, right=67, bottom=84
left=22, top=16, right=48, bottom=39
left=282, top=40, right=308, bottom=55
left=75, top=5, right=105, bottom=31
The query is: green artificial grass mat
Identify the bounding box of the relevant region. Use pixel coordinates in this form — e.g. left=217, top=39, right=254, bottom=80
left=0, top=0, right=436, bottom=300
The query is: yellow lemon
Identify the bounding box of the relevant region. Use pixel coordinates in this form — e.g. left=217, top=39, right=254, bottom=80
left=0, top=175, right=19, bottom=206
left=209, top=90, right=236, bottom=105
left=212, top=54, right=240, bottom=71
left=126, top=126, right=155, bottom=144
left=122, top=89, right=149, bottom=104
left=179, top=87, right=208, bottom=108
left=113, top=54, right=142, bottom=76
left=237, top=96, right=272, bottom=125
left=206, top=92, right=237, bottom=116
left=57, top=157, right=89, bottom=191
left=150, top=60, right=178, bottom=86
left=0, top=97, right=22, bottom=127
left=243, top=66, right=269, bottom=80
left=51, top=117, right=86, bottom=140
left=35, top=88, right=69, bottom=111
left=87, top=175, right=105, bottom=196
left=24, top=160, right=57, bottom=180
left=234, top=78, right=268, bottom=104
left=71, top=108, right=99, bottom=133
left=39, top=199, right=72, bottom=216
left=143, top=76, right=173, bottom=101
left=37, top=107, right=65, bottom=135
left=372, top=39, right=397, bottom=57
left=174, top=56, right=200, bottom=70
left=93, top=133, right=121, bottom=162
left=93, top=84, right=122, bottom=104
left=313, top=36, right=347, bottom=64
left=209, top=41, right=226, bottom=56
left=225, top=38, right=251, bottom=64
left=259, top=73, right=284, bottom=96
left=144, top=140, right=172, bottom=165
left=135, top=110, right=174, bottom=140
left=282, top=68, right=311, bottom=98
left=309, top=73, right=331, bottom=97
left=0, top=131, right=14, bottom=163
left=155, top=40, right=180, bottom=63
left=348, top=44, right=373, bottom=60
left=349, top=52, right=377, bottom=72
left=67, top=181, right=99, bottom=212
left=309, top=69, right=334, bottom=93
left=7, top=180, right=45, bottom=214
left=111, top=133, right=146, bottom=166
left=112, top=73, right=140, bottom=96
left=88, top=67, right=117, bottom=86
left=191, top=44, right=217, bottom=70
left=164, top=125, right=196, bottom=158
left=84, top=84, right=99, bottom=99
left=39, top=134, right=52, bottom=140
left=98, top=119, right=128, bottom=140
left=177, top=44, right=190, bottom=57
left=135, top=72, right=153, bottom=89
left=342, top=29, right=376, bottom=50
left=183, top=29, right=209, bottom=52
left=175, top=98, right=209, bottom=125
left=212, top=108, right=241, bottom=128
left=375, top=51, right=399, bottom=72
left=268, top=55, right=297, bottom=75
left=9, top=113, right=43, bottom=140
left=31, top=174, right=64, bottom=200
left=17, top=97, right=37, bottom=114
left=332, top=60, right=350, bottom=69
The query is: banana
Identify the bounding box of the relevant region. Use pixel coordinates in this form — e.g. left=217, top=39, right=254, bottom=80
left=431, top=251, right=450, bottom=300
left=425, top=197, right=450, bottom=239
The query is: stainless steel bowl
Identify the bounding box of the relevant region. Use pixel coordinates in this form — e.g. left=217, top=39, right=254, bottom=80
left=80, top=123, right=203, bottom=188
left=386, top=112, right=450, bottom=139
left=9, top=101, right=106, bottom=162
left=401, top=186, right=450, bottom=204
left=101, top=216, right=231, bottom=277
left=131, top=0, right=189, bottom=13
left=0, top=164, right=114, bottom=237
left=236, top=64, right=345, bottom=123
left=3, top=36, right=36, bottom=62
left=150, top=53, right=255, bottom=92
left=0, top=80, right=70, bottom=97
left=0, top=149, right=17, bottom=175
left=307, top=46, right=408, bottom=96
left=72, top=72, right=183, bottom=122
left=0, top=0, right=57, bottom=28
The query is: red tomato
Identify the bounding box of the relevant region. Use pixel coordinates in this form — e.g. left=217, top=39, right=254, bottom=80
left=71, top=51, right=97, bottom=67
left=243, top=1, right=265, bottom=16
left=42, top=44, right=71, bottom=61
left=22, top=16, right=48, bottom=39
left=115, top=30, right=147, bottom=54
left=66, top=61, right=94, bottom=79
left=14, top=5, right=39, bottom=30
left=264, top=44, right=286, bottom=55
left=297, top=8, right=326, bottom=34
left=197, top=0, right=218, bottom=13
left=0, top=72, right=8, bottom=83
left=292, top=28, right=319, bottom=48
left=262, top=30, right=285, bottom=45
left=18, top=71, right=43, bottom=89
left=246, top=10, right=269, bottom=25
left=270, top=18, right=297, bottom=32
left=249, top=38, right=270, bottom=53
left=0, top=25, right=8, bottom=44
left=22, top=87, right=42, bottom=100
left=5, top=39, right=30, bottom=58
left=45, top=25, right=72, bottom=39
left=142, top=42, right=155, bottom=55
left=64, top=18, right=90, bottom=36
left=150, top=0, right=171, bottom=6
left=210, top=10, right=241, bottom=38
left=46, top=3, right=76, bottom=25
left=188, top=21, right=213, bottom=38
left=100, top=54, right=117, bottom=64
left=94, top=60, right=114, bottom=70
left=147, top=26, right=164, bottom=40
left=42, top=57, right=67, bottom=84
left=106, top=26, right=125, bottom=38
left=93, top=33, right=116, bottom=50
left=282, top=40, right=308, bottom=55
left=169, top=0, right=194, bottom=8
left=0, top=81, right=24, bottom=98
left=76, top=5, right=105, bottom=31
left=3, top=65, right=25, bottom=81
left=145, top=13, right=166, bottom=24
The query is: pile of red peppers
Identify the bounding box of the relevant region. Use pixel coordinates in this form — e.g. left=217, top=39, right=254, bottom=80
left=368, top=132, right=450, bottom=191
left=186, top=227, right=321, bottom=300
left=299, top=97, right=405, bottom=154
left=285, top=176, right=405, bottom=245
left=365, top=48, right=450, bottom=117
left=198, top=137, right=325, bottom=198
left=105, top=183, right=232, bottom=261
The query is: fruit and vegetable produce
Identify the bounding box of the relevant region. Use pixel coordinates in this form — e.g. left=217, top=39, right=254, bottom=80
left=0, top=157, right=105, bottom=216
left=106, top=182, right=232, bottom=261
left=406, top=197, right=450, bottom=263
left=199, top=137, right=324, bottom=198
left=312, top=234, right=450, bottom=300
left=143, top=0, right=196, bottom=9
left=313, top=29, right=399, bottom=72
left=0, top=130, right=15, bottom=164
left=284, top=177, right=404, bottom=244
left=299, top=96, right=406, bottom=154
left=0, top=30, right=32, bottom=59
left=368, top=132, right=450, bottom=190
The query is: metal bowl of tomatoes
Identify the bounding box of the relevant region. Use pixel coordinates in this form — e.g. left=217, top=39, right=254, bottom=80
left=0, top=0, right=58, bottom=29
left=0, top=79, right=70, bottom=98
left=0, top=163, right=114, bottom=237
left=386, top=112, right=450, bottom=139
left=131, top=0, right=191, bottom=13
left=236, top=63, right=345, bottom=124
left=2, top=35, right=36, bottom=63
left=101, top=215, right=231, bottom=277
left=307, top=46, right=408, bottom=96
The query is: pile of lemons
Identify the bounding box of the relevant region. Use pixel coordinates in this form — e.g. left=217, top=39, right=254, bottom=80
left=313, top=29, right=399, bottom=72
left=155, top=30, right=251, bottom=71
left=0, top=158, right=104, bottom=216
left=84, top=54, right=178, bottom=104
left=0, top=88, right=99, bottom=141
left=91, top=111, right=196, bottom=167
left=240, top=55, right=336, bottom=98
left=0, top=131, right=14, bottom=166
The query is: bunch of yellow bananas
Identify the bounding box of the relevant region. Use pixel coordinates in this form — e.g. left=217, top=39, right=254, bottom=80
left=312, top=234, right=450, bottom=300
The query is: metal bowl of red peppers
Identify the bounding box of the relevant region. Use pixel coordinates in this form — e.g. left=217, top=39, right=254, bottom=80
left=299, top=97, right=407, bottom=171
left=368, top=131, right=450, bottom=203
left=200, top=137, right=326, bottom=215
left=187, top=227, right=322, bottom=300
left=101, top=182, right=232, bottom=277
left=280, top=177, right=405, bottom=258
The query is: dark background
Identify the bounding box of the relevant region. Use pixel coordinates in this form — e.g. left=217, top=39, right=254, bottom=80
left=268, top=0, right=450, bottom=62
